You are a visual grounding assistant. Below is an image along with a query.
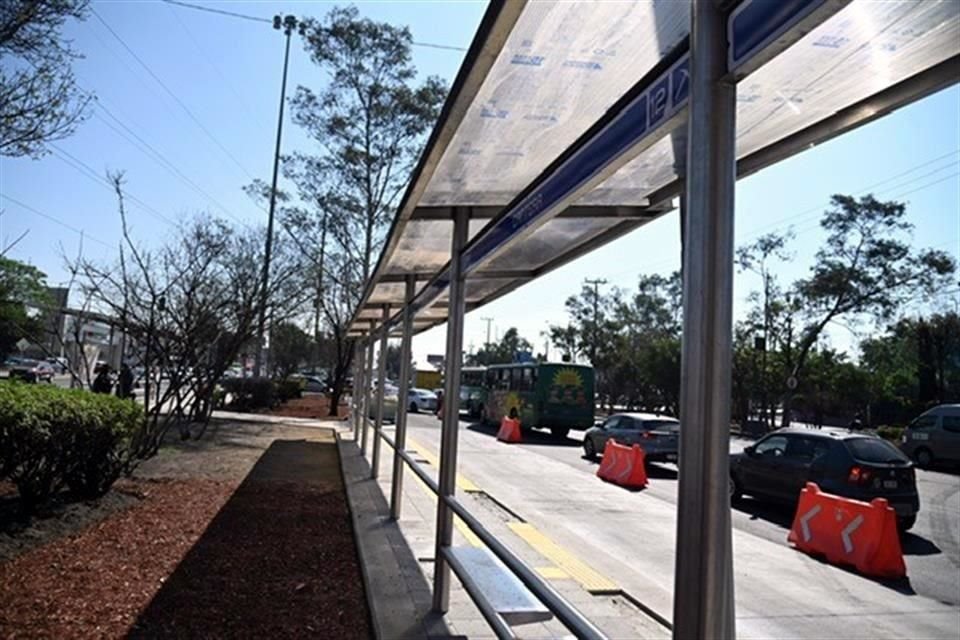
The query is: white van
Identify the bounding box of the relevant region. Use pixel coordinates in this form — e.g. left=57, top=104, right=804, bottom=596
left=900, top=404, right=960, bottom=467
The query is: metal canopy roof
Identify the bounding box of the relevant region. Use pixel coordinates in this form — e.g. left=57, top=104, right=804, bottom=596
left=349, top=0, right=959, bottom=338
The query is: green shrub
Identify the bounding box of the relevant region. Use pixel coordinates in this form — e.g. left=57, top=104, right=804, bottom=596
left=275, top=378, right=303, bottom=402
left=220, top=377, right=276, bottom=410
left=0, top=382, right=143, bottom=510
left=875, top=425, right=904, bottom=442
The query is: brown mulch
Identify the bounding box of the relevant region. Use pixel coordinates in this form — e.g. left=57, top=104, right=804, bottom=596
left=267, top=393, right=350, bottom=419
left=0, top=426, right=371, bottom=639
left=0, top=477, right=234, bottom=639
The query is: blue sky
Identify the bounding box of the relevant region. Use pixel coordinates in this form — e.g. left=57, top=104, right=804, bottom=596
left=1, top=1, right=958, bottom=368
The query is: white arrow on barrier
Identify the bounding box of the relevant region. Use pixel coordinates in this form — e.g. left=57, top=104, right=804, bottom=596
left=799, top=504, right=822, bottom=542
left=841, top=514, right=864, bottom=554
left=615, top=450, right=635, bottom=482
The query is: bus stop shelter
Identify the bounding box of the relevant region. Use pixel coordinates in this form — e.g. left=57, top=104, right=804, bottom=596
left=346, top=1, right=959, bottom=638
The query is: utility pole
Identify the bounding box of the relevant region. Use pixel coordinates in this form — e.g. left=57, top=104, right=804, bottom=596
left=584, top=278, right=607, bottom=365
left=254, top=14, right=304, bottom=377
left=480, top=316, right=493, bottom=365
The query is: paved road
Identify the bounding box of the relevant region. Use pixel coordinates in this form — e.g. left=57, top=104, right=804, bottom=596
left=399, top=412, right=960, bottom=639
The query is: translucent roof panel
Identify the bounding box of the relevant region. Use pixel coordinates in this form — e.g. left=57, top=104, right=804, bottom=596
left=386, top=218, right=489, bottom=275
left=482, top=217, right=634, bottom=273
left=593, top=0, right=960, bottom=202
left=419, top=1, right=690, bottom=208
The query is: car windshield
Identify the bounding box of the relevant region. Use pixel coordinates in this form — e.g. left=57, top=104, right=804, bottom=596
left=845, top=437, right=909, bottom=464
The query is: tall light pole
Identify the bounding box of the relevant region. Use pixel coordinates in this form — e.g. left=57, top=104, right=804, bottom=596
left=254, top=14, right=303, bottom=377
left=584, top=278, right=607, bottom=366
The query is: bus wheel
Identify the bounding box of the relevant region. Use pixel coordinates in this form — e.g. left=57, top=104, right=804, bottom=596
left=550, top=427, right=570, bottom=439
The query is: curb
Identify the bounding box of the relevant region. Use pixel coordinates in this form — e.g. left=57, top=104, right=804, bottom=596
left=335, top=431, right=381, bottom=640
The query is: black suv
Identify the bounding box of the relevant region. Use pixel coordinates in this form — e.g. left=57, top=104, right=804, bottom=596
left=729, top=427, right=919, bottom=530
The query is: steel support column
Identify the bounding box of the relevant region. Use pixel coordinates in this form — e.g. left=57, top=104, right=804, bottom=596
left=432, top=207, right=469, bottom=612
left=673, top=1, right=737, bottom=639
left=361, top=335, right=375, bottom=456
left=371, top=306, right=390, bottom=479
left=390, top=275, right=417, bottom=519
left=352, top=341, right=362, bottom=441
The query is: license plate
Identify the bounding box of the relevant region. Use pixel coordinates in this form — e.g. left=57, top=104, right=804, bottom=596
left=666, top=453, right=678, bottom=461
left=883, top=480, right=898, bottom=489
left=912, top=432, right=929, bottom=441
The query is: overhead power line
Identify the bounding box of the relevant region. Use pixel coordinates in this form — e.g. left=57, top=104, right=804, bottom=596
left=0, top=195, right=112, bottom=248
left=91, top=7, right=257, bottom=182
left=48, top=143, right=179, bottom=227
left=161, top=0, right=271, bottom=24
left=160, top=0, right=468, bottom=51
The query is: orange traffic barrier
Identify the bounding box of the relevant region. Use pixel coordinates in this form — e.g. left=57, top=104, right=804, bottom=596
left=497, top=417, right=522, bottom=443
left=787, top=482, right=905, bottom=579
left=596, top=440, right=648, bottom=489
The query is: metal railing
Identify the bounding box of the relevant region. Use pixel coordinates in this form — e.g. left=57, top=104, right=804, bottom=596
left=378, top=429, right=606, bottom=640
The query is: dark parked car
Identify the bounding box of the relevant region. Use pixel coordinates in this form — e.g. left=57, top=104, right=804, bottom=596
left=9, top=359, right=56, bottom=383
left=729, top=427, right=919, bottom=530
left=583, top=413, right=680, bottom=463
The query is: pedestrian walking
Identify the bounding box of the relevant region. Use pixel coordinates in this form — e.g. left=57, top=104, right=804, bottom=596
left=435, top=388, right=443, bottom=420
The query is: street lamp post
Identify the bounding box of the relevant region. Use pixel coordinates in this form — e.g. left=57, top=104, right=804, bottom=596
left=253, top=14, right=304, bottom=378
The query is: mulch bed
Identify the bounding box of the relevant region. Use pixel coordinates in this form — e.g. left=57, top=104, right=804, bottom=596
left=0, top=478, right=233, bottom=639
left=0, top=428, right=371, bottom=639
left=267, top=393, right=350, bottom=419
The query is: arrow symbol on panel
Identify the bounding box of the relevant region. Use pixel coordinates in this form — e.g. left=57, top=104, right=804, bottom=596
left=799, top=504, right=821, bottom=542
left=841, top=514, right=864, bottom=554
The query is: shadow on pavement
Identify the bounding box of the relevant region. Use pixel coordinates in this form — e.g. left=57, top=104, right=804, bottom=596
left=128, top=438, right=372, bottom=639
left=464, top=421, right=584, bottom=447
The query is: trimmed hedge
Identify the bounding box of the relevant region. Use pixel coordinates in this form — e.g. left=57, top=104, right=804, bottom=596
left=220, top=377, right=303, bottom=410
left=220, top=377, right=276, bottom=410
left=275, top=378, right=303, bottom=402
left=0, top=382, right=142, bottom=510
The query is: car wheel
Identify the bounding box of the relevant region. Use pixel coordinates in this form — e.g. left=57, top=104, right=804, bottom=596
left=409, top=401, right=419, bottom=413
left=914, top=447, right=933, bottom=468
left=583, top=437, right=597, bottom=460
left=897, top=514, right=917, bottom=532
left=729, top=474, right=742, bottom=502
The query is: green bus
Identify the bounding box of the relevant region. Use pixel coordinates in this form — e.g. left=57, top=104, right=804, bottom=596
left=460, top=366, right=488, bottom=418
left=482, top=362, right=595, bottom=438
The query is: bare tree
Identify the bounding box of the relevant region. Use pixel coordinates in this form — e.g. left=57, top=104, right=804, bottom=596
left=1, top=0, right=92, bottom=158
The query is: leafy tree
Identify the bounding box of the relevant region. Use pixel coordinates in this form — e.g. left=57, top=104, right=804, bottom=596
left=778, top=194, right=955, bottom=424
left=276, top=7, right=446, bottom=414
left=288, top=5, right=446, bottom=281
left=0, top=256, right=49, bottom=358
left=1, top=0, right=92, bottom=157
left=737, top=231, right=795, bottom=427
left=466, top=328, right=533, bottom=366
left=271, top=322, right=312, bottom=378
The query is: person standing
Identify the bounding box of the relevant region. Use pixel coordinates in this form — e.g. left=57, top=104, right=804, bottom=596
left=117, top=363, right=134, bottom=399
left=92, top=365, right=113, bottom=394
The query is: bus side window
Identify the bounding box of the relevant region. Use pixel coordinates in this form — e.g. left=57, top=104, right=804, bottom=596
left=499, top=369, right=509, bottom=391
left=519, top=367, right=532, bottom=391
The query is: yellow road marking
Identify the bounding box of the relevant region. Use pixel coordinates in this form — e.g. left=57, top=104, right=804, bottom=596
left=404, top=447, right=483, bottom=548
left=406, top=436, right=480, bottom=493
left=508, top=522, right=618, bottom=593
left=536, top=566, right=571, bottom=580
left=404, top=435, right=615, bottom=592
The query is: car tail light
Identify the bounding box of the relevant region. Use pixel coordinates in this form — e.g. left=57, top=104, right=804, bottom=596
left=847, top=465, right=873, bottom=486
left=641, top=431, right=654, bottom=439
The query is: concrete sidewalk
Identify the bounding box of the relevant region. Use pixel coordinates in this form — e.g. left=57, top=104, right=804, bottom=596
left=338, top=424, right=671, bottom=640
